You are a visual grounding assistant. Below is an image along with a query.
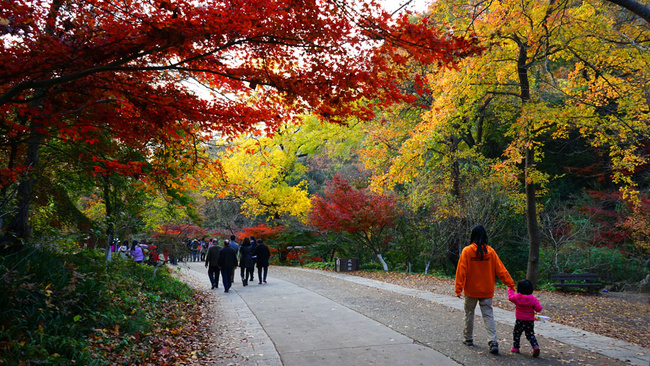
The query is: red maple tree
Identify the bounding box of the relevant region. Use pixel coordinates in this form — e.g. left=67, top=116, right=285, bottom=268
left=238, top=223, right=283, bottom=241
left=309, top=175, right=398, bottom=270
left=1, top=0, right=480, bottom=248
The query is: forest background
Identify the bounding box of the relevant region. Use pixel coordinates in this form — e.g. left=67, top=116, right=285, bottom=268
left=2, top=0, right=650, bottom=288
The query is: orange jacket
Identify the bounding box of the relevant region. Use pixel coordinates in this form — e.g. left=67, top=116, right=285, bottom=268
left=454, top=243, right=515, bottom=298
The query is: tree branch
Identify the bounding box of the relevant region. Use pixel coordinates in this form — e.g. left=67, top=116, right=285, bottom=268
left=604, top=0, right=650, bottom=23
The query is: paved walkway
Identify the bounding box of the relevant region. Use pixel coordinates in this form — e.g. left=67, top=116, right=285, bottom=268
left=178, top=263, right=649, bottom=366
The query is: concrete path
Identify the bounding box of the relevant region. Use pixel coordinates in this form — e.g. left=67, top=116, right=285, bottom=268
left=177, top=263, right=649, bottom=366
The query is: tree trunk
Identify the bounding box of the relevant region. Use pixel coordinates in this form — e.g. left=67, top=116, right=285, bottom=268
left=515, top=36, right=541, bottom=288
left=103, top=175, right=114, bottom=262
left=1, top=120, right=44, bottom=249
left=376, top=253, right=388, bottom=271
left=605, top=0, right=650, bottom=23
left=525, top=148, right=541, bottom=287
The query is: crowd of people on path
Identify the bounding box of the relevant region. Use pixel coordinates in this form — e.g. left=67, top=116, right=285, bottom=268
left=454, top=224, right=543, bottom=359
left=205, top=235, right=271, bottom=293
left=106, top=239, right=170, bottom=265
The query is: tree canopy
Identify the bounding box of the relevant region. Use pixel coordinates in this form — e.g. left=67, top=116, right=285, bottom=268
left=0, top=0, right=480, bottom=248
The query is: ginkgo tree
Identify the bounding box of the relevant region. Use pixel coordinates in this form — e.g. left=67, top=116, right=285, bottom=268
left=1, top=0, right=482, bottom=250
left=204, top=123, right=313, bottom=223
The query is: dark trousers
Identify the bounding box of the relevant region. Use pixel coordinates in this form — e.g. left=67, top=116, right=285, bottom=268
left=241, top=265, right=253, bottom=280
left=257, top=266, right=268, bottom=282
left=513, top=319, right=538, bottom=349
left=208, top=266, right=220, bottom=288
left=221, top=267, right=233, bottom=291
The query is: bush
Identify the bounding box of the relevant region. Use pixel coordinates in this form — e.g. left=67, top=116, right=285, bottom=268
left=304, top=261, right=334, bottom=270
left=0, top=244, right=193, bottom=365
left=359, top=261, right=384, bottom=271
left=539, top=244, right=646, bottom=284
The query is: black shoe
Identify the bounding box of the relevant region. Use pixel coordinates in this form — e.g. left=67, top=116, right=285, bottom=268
left=463, top=340, right=474, bottom=347
left=211, top=284, right=215, bottom=289
left=489, top=341, right=499, bottom=355
left=225, top=289, right=229, bottom=293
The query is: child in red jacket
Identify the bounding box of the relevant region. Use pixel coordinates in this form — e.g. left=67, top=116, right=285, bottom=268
left=508, top=279, right=543, bottom=357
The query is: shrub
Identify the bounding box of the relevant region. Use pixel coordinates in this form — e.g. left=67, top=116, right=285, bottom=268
left=539, top=244, right=646, bottom=284
left=359, top=261, right=384, bottom=271
left=0, top=243, right=193, bottom=365
left=304, top=261, right=335, bottom=270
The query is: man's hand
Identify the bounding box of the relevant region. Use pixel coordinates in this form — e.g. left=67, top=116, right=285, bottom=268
left=205, top=264, right=208, bottom=268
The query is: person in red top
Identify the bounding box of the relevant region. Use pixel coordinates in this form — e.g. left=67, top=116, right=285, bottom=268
left=508, top=279, right=542, bottom=357
left=454, top=225, right=515, bottom=355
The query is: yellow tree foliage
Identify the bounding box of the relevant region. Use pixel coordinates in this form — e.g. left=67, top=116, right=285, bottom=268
left=423, top=0, right=649, bottom=203
left=201, top=120, right=319, bottom=222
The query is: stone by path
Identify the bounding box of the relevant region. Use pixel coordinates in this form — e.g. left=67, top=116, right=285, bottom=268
left=177, top=263, right=649, bottom=366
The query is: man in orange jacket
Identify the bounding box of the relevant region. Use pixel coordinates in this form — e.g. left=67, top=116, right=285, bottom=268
left=455, top=225, right=515, bottom=355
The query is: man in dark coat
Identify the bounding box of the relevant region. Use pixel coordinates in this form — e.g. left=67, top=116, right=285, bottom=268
left=229, top=235, right=239, bottom=284
left=218, top=240, right=238, bottom=293
left=253, top=239, right=271, bottom=284
left=205, top=240, right=222, bottom=289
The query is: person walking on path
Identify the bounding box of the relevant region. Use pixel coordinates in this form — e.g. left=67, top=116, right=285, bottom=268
left=119, top=239, right=130, bottom=259
left=250, top=236, right=257, bottom=282
left=205, top=239, right=222, bottom=289
left=239, top=237, right=254, bottom=286
left=229, top=235, right=239, bottom=284
left=192, top=239, right=201, bottom=262
left=200, top=237, right=207, bottom=261
left=162, top=242, right=170, bottom=262
left=454, top=224, right=515, bottom=355
left=253, top=238, right=271, bottom=284
left=130, top=240, right=148, bottom=263
left=508, top=279, right=543, bottom=357
left=218, top=240, right=238, bottom=293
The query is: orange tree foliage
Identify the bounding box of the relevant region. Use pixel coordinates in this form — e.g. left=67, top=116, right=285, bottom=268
left=309, top=175, right=398, bottom=267
left=0, top=0, right=481, bottom=247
